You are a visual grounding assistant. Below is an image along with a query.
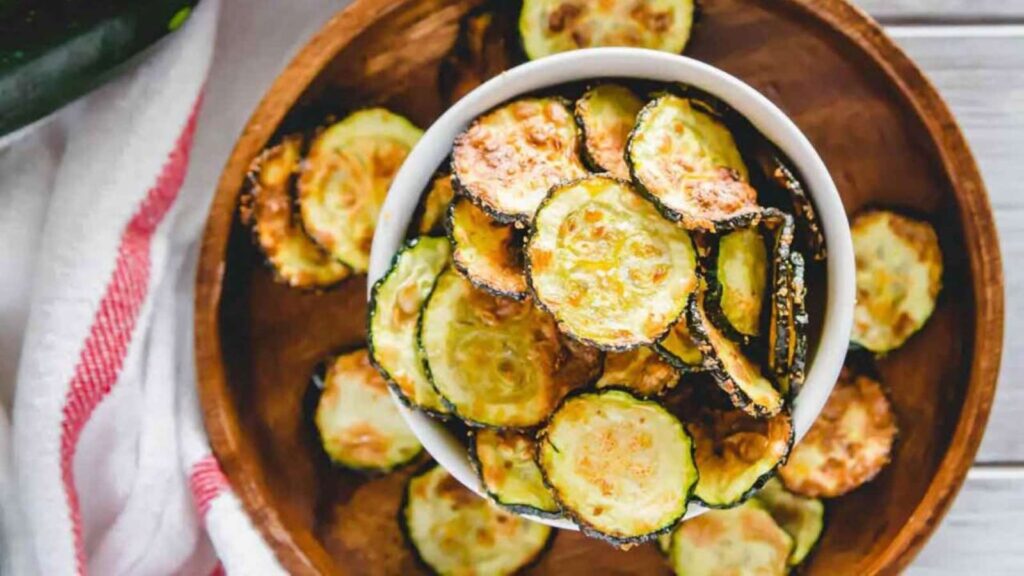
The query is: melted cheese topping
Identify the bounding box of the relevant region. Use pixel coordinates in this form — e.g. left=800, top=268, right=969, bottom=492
left=629, top=95, right=756, bottom=229
left=596, top=347, right=681, bottom=397
left=669, top=501, right=792, bottom=576
left=421, top=268, right=598, bottom=427
left=576, top=84, right=645, bottom=179
left=449, top=197, right=528, bottom=297
left=299, top=109, right=422, bottom=272
left=520, top=0, right=695, bottom=60
left=539, top=389, right=696, bottom=540
left=851, top=210, right=943, bottom=352
left=418, top=172, right=456, bottom=234
left=716, top=227, right=768, bottom=337
left=453, top=97, right=587, bottom=220
left=369, top=237, right=451, bottom=414
left=315, top=349, right=422, bottom=470
left=528, top=176, right=697, bottom=349
left=473, top=429, right=559, bottom=515
left=779, top=369, right=897, bottom=498
left=690, top=407, right=792, bottom=507
left=404, top=466, right=552, bottom=576
left=247, top=136, right=350, bottom=288
left=754, top=478, right=824, bottom=566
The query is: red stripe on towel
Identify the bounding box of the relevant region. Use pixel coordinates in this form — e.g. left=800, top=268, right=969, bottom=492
left=189, top=455, right=230, bottom=519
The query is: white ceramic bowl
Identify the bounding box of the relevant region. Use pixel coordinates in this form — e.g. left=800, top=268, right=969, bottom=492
left=369, top=48, right=855, bottom=531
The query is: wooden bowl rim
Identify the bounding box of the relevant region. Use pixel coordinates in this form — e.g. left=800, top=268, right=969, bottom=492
left=194, top=0, right=1004, bottom=574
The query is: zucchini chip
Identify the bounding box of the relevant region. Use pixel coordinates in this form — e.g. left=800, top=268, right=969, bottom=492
left=596, top=347, right=681, bottom=397
left=755, top=478, right=825, bottom=566
left=538, top=389, right=697, bottom=545
left=765, top=210, right=795, bottom=384
left=779, top=367, right=898, bottom=498
left=417, top=172, right=456, bottom=235
left=705, top=226, right=769, bottom=342
left=667, top=501, right=793, bottom=576
left=850, top=210, right=943, bottom=353
left=368, top=236, right=452, bottom=416
left=575, top=84, right=645, bottom=179
left=470, top=429, right=560, bottom=517
left=687, top=293, right=784, bottom=418
left=656, top=317, right=703, bottom=371
left=299, top=108, right=423, bottom=272
left=783, top=251, right=809, bottom=397
left=240, top=135, right=351, bottom=289
left=772, top=159, right=826, bottom=261
left=527, top=175, right=698, bottom=350
left=401, top=465, right=553, bottom=575
left=452, top=97, right=587, bottom=222
left=688, top=405, right=793, bottom=508
left=419, top=268, right=600, bottom=428
left=627, top=94, right=758, bottom=231
left=519, top=0, right=695, bottom=60
left=447, top=196, right=529, bottom=299
left=314, top=349, right=423, bottom=471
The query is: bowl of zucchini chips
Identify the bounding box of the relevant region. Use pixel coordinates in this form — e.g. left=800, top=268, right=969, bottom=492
left=366, top=47, right=855, bottom=550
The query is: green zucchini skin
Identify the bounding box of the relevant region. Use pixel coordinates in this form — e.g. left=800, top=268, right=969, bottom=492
left=754, top=478, right=825, bottom=567
left=772, top=158, right=827, bottom=261
left=467, top=430, right=563, bottom=520
left=764, top=209, right=795, bottom=384
left=0, top=0, right=199, bottom=135
left=785, top=251, right=809, bottom=397
left=444, top=197, right=530, bottom=301
left=704, top=225, right=769, bottom=346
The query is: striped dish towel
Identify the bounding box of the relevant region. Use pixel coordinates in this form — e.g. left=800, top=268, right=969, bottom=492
left=2, top=0, right=286, bottom=573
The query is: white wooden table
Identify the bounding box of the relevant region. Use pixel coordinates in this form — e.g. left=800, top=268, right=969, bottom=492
left=191, top=0, right=1023, bottom=572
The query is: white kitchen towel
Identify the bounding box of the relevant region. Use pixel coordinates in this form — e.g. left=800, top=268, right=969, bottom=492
left=4, top=0, right=287, bottom=573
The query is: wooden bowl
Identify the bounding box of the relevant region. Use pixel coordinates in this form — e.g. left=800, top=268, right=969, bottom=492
left=195, top=0, right=1004, bottom=574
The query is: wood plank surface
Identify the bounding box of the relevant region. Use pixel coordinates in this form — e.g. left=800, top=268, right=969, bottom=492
left=857, top=0, right=1024, bottom=22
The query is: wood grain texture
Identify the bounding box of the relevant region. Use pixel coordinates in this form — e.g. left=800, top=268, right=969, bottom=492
left=856, top=0, right=1024, bottom=22
left=890, top=30, right=1024, bottom=463
left=194, top=1, right=1003, bottom=574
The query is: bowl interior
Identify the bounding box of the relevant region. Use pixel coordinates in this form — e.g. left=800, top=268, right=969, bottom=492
left=368, top=48, right=854, bottom=530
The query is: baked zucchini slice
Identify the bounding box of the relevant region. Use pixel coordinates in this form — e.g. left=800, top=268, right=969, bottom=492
left=765, top=210, right=795, bottom=383
left=519, top=0, right=695, bottom=60
left=314, top=349, right=423, bottom=471
left=575, top=84, right=645, bottom=179
left=779, top=366, right=898, bottom=498
left=667, top=500, right=793, bottom=576
left=417, top=172, right=456, bottom=235
left=368, top=236, right=451, bottom=416
left=469, top=429, right=560, bottom=517
left=656, top=317, right=703, bottom=371
left=705, top=226, right=769, bottom=343
left=627, top=94, right=759, bottom=231
left=596, top=347, right=681, bottom=397
left=688, top=405, right=793, bottom=508
left=401, top=464, right=553, bottom=575
left=772, top=159, right=826, bottom=261
left=782, top=251, right=809, bottom=397
left=527, top=175, right=698, bottom=350
left=240, top=135, right=351, bottom=289
left=446, top=196, right=529, bottom=299
left=538, top=388, right=697, bottom=545
left=452, top=97, right=587, bottom=222
left=298, top=108, right=423, bottom=272
left=419, top=267, right=600, bottom=428
left=755, top=478, right=825, bottom=566
left=687, top=293, right=784, bottom=418
left=850, top=210, right=943, bottom=353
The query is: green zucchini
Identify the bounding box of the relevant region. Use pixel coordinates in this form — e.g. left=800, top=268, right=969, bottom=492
left=687, top=293, right=784, bottom=418
left=368, top=236, right=451, bottom=416
left=780, top=366, right=898, bottom=498
left=596, top=347, right=681, bottom=398
left=419, top=267, right=600, bottom=428
left=755, top=478, right=825, bottom=567
left=575, top=84, right=645, bottom=180
left=667, top=500, right=793, bottom=576
left=688, top=405, right=793, bottom=508
left=446, top=196, right=529, bottom=300
left=401, top=464, right=553, bottom=575
left=298, top=108, right=423, bottom=272
left=0, top=0, right=199, bottom=136
left=765, top=210, right=795, bottom=384
left=526, top=175, right=698, bottom=350
left=772, top=158, right=827, bottom=261
left=627, top=93, right=759, bottom=231
left=538, top=388, right=696, bottom=545
left=782, top=251, right=809, bottom=397
left=416, top=172, right=456, bottom=235
left=239, top=135, right=351, bottom=289
left=705, top=226, right=769, bottom=343
left=850, top=209, right=943, bottom=353
left=469, top=428, right=560, bottom=518
left=656, top=316, right=703, bottom=371
left=452, top=96, right=587, bottom=222
left=519, top=0, right=695, bottom=60
left=313, top=349, right=422, bottom=472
